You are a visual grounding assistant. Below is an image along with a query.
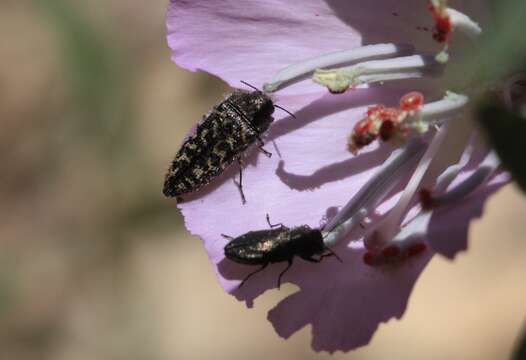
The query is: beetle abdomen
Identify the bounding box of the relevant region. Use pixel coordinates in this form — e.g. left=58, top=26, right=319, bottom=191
left=224, top=228, right=290, bottom=264
left=163, top=90, right=274, bottom=198
left=163, top=112, right=257, bottom=197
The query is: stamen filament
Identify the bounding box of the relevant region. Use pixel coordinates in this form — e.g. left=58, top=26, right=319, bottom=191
left=407, top=91, right=469, bottom=132
left=313, top=55, right=438, bottom=93
left=322, top=139, right=427, bottom=245
left=427, top=151, right=500, bottom=207
left=419, top=92, right=468, bottom=121
left=323, top=209, right=367, bottom=247
left=362, top=140, right=477, bottom=265
left=431, top=139, right=474, bottom=194
left=428, top=1, right=482, bottom=63
left=369, top=123, right=450, bottom=249
left=263, top=43, right=411, bottom=92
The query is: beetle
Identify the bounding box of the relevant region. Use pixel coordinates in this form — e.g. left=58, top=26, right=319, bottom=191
left=223, top=215, right=341, bottom=288
left=163, top=83, right=293, bottom=203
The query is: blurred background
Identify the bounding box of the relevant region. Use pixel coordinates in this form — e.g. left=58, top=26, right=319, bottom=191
left=1, top=1, right=526, bottom=359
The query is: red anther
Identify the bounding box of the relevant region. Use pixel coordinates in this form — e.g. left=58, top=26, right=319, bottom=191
left=382, top=245, right=401, bottom=258
left=378, top=107, right=400, bottom=121
left=353, top=117, right=373, bottom=135
left=428, top=1, right=452, bottom=43
left=363, top=252, right=376, bottom=266
left=419, top=188, right=435, bottom=210
left=349, top=117, right=377, bottom=152
left=379, top=119, right=395, bottom=141
left=400, top=92, right=424, bottom=111
left=433, top=16, right=452, bottom=43
left=408, top=242, right=427, bottom=257
left=349, top=105, right=401, bottom=153
left=367, top=104, right=385, bottom=116
left=350, top=132, right=376, bottom=151
left=354, top=133, right=376, bottom=147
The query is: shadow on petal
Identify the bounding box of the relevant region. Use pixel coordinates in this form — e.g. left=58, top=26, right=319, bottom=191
left=325, top=0, right=433, bottom=49
left=428, top=174, right=510, bottom=259
left=218, top=240, right=432, bottom=352
left=217, top=257, right=287, bottom=308
left=267, top=246, right=433, bottom=353
left=268, top=88, right=409, bottom=142
left=276, top=144, right=391, bottom=191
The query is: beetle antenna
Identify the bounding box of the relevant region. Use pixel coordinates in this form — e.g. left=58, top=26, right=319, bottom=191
left=324, top=246, right=343, bottom=263
left=240, top=80, right=260, bottom=91
left=274, top=104, right=297, bottom=119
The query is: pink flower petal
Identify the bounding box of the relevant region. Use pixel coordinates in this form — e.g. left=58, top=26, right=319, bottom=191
left=167, top=0, right=488, bottom=94
left=167, top=0, right=501, bottom=352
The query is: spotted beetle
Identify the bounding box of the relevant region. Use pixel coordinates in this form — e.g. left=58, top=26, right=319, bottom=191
left=163, top=84, right=285, bottom=202
left=223, top=215, right=341, bottom=288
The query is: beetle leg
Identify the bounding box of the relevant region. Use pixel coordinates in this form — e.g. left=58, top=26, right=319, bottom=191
left=277, top=259, right=293, bottom=289
left=221, top=234, right=234, bottom=240
left=257, top=142, right=272, bottom=158
left=300, top=256, right=321, bottom=263
left=233, top=157, right=246, bottom=204
left=239, top=264, right=268, bottom=288
left=322, top=247, right=343, bottom=263
left=266, top=213, right=284, bottom=229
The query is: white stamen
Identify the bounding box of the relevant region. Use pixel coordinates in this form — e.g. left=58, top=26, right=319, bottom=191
left=263, top=43, right=412, bottom=92
left=357, top=72, right=426, bottom=84
left=370, top=123, right=450, bottom=249
left=420, top=92, right=469, bottom=119
left=323, top=209, right=367, bottom=247
left=364, top=140, right=477, bottom=265
left=322, top=139, right=427, bottom=246
left=431, top=139, right=474, bottom=194
left=401, top=92, right=468, bottom=135
left=407, top=91, right=469, bottom=133
left=312, top=55, right=439, bottom=93
left=367, top=148, right=499, bottom=265
left=429, top=0, right=482, bottom=38
left=447, top=8, right=482, bottom=38
left=430, top=151, right=500, bottom=207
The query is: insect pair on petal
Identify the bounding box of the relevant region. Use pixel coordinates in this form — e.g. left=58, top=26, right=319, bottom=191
left=165, top=0, right=509, bottom=353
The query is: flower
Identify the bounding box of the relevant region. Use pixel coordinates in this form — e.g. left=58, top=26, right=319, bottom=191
left=166, top=0, right=508, bottom=352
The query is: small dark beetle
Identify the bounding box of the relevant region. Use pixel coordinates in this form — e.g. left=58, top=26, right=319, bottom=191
left=223, top=216, right=341, bottom=288
left=163, top=86, right=276, bottom=202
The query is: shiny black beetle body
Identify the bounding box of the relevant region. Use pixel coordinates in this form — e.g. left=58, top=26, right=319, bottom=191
left=224, top=219, right=339, bottom=288
left=163, top=90, right=275, bottom=201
